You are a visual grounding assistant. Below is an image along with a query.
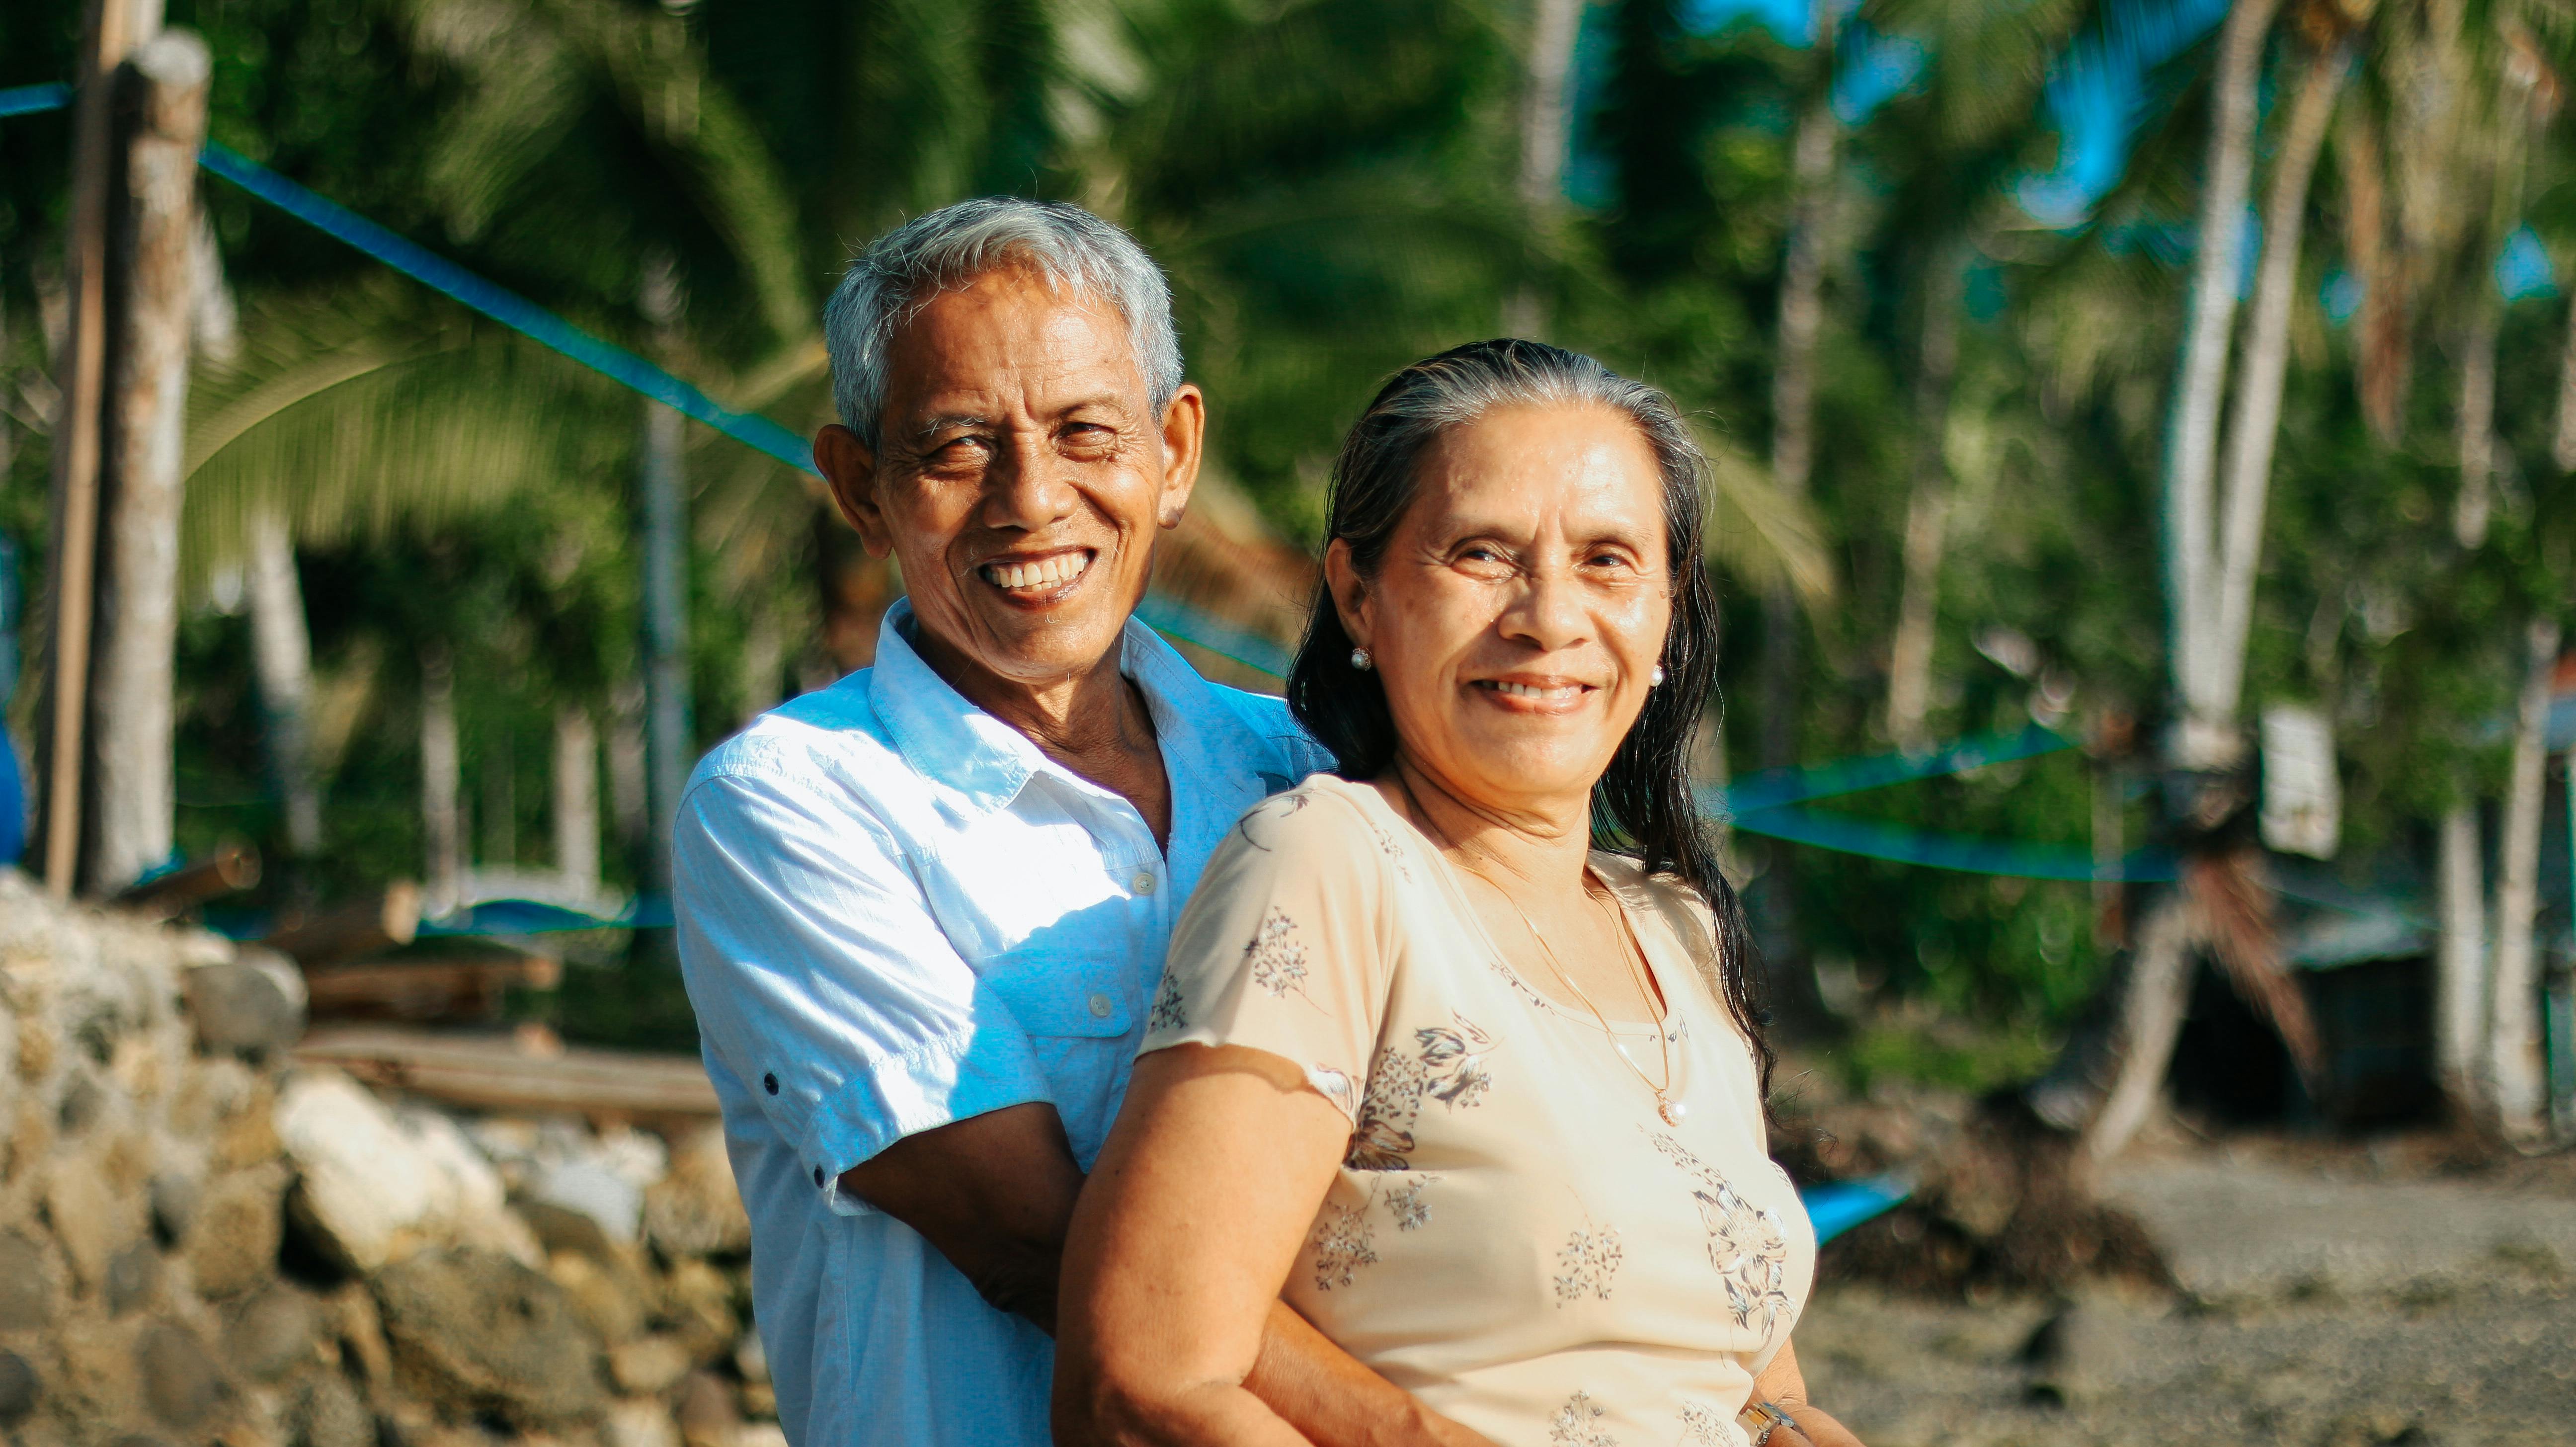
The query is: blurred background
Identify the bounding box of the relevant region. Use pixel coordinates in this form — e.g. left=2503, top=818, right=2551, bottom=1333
left=2, top=0, right=2575, bottom=1442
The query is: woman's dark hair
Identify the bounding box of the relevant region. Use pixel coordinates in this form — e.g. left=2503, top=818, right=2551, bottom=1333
left=1285, top=337, right=1773, bottom=1100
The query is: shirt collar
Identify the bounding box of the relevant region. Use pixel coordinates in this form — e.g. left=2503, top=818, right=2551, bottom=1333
left=869, top=597, right=1275, bottom=815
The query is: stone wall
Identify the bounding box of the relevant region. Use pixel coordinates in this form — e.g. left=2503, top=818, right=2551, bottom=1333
left=0, top=873, right=776, bottom=1447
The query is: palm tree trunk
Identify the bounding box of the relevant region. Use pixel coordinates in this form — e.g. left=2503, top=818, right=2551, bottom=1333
left=2454, top=307, right=2499, bottom=548
left=2492, top=617, right=2561, bottom=1141
left=2161, top=0, right=2281, bottom=759
left=2335, top=105, right=2408, bottom=447
left=2436, top=801, right=2488, bottom=1117
left=1885, top=243, right=1965, bottom=751
left=2209, top=43, right=2348, bottom=714
left=420, top=646, right=462, bottom=916
left=1504, top=0, right=1586, bottom=337
left=244, top=503, right=321, bottom=857
left=83, top=33, right=211, bottom=894
left=553, top=706, right=599, bottom=896
left=2084, top=891, right=2196, bottom=1160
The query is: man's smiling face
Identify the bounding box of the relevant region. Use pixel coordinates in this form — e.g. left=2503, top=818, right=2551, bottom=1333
left=817, top=267, right=1201, bottom=698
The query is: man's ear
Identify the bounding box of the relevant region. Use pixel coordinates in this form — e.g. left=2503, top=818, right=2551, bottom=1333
left=1322, top=537, right=1371, bottom=651
left=1154, top=383, right=1206, bottom=529
left=815, top=424, right=891, bottom=558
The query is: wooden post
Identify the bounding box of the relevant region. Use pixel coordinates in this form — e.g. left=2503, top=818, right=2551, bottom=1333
left=38, top=0, right=156, bottom=898
left=84, top=29, right=211, bottom=896
left=638, top=255, right=690, bottom=896
left=420, top=648, right=462, bottom=916
left=552, top=706, right=599, bottom=895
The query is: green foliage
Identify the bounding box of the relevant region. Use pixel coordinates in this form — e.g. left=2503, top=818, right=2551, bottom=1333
left=9, top=0, right=2576, bottom=1052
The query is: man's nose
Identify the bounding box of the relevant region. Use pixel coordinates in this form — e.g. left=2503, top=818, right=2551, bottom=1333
left=980, top=428, right=1078, bottom=532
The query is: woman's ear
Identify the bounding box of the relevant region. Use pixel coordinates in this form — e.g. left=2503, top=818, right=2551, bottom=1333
left=1322, top=538, right=1371, bottom=652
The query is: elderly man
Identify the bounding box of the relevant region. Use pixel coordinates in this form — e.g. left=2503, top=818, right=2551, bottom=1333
left=674, top=199, right=1484, bottom=1447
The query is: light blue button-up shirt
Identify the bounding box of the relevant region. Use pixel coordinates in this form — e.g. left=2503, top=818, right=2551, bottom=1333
left=673, top=601, right=1329, bottom=1447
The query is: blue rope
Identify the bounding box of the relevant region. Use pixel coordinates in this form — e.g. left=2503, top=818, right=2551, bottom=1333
left=0, top=84, right=70, bottom=119
left=1725, top=801, right=2179, bottom=883
left=195, top=142, right=820, bottom=474
left=1717, top=724, right=2073, bottom=814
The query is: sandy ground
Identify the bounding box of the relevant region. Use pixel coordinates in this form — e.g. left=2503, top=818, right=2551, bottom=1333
left=1795, top=1138, right=2576, bottom=1446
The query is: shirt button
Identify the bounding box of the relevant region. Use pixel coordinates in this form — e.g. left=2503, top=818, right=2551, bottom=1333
left=763, top=1072, right=780, bottom=1096
left=1131, top=871, right=1157, bottom=895
left=813, top=1166, right=827, bottom=1188
left=1087, top=992, right=1114, bottom=1019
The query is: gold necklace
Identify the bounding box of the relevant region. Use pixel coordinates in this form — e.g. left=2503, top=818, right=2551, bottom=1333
left=1395, top=774, right=1687, bottom=1125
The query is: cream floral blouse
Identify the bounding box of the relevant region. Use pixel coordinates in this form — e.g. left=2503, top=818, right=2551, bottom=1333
left=1143, top=776, right=1817, bottom=1447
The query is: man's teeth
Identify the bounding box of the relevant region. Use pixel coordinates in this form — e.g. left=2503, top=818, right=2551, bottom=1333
left=1488, top=680, right=1581, bottom=699
left=983, top=554, right=1089, bottom=589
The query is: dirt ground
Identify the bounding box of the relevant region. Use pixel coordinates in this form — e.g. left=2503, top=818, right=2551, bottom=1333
left=1796, top=1132, right=2576, bottom=1446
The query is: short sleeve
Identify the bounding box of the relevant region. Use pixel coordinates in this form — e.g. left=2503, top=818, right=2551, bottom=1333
left=1142, top=785, right=1396, bottom=1122
left=673, top=771, right=1053, bottom=1199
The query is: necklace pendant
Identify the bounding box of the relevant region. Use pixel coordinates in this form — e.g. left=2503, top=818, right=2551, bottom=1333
left=1658, top=1095, right=1686, bottom=1125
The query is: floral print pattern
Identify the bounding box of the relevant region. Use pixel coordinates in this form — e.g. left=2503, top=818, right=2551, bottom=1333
left=1554, top=1223, right=1623, bottom=1304
left=1675, top=1402, right=1731, bottom=1446
left=1311, top=1201, right=1380, bottom=1290
left=1245, top=907, right=1311, bottom=998
left=1549, top=1390, right=1618, bottom=1447
left=1345, top=1014, right=1498, bottom=1171
left=1646, top=1131, right=1795, bottom=1336
left=1385, top=1177, right=1435, bottom=1231
left=1146, top=969, right=1188, bottom=1032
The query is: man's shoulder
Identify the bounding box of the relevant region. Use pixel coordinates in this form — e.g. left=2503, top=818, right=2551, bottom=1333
left=686, top=669, right=907, bottom=809
left=1188, top=678, right=1333, bottom=779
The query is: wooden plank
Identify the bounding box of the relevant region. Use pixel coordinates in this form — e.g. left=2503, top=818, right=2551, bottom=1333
left=39, top=0, right=146, bottom=898
left=294, top=1025, right=718, bottom=1118
left=304, top=952, right=561, bottom=1023
left=261, top=882, right=421, bottom=965
left=109, top=839, right=259, bottom=918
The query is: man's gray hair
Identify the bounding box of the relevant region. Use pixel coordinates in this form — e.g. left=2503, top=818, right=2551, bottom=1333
left=823, top=197, right=1184, bottom=446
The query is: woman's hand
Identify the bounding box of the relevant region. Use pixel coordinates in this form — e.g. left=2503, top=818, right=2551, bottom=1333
left=1749, top=1339, right=1866, bottom=1447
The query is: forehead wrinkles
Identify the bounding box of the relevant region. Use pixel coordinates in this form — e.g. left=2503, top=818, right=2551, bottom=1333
left=884, top=280, right=1146, bottom=428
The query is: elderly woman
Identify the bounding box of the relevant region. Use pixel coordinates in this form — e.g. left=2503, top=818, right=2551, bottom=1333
left=1054, top=340, right=1862, bottom=1447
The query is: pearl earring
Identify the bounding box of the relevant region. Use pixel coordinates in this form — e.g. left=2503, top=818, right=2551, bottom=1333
left=1649, top=665, right=1667, bottom=686
left=1350, top=647, right=1373, bottom=671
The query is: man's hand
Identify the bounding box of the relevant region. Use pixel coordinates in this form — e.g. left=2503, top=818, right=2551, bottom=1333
left=839, top=1103, right=1086, bottom=1333
left=842, top=1102, right=1492, bottom=1447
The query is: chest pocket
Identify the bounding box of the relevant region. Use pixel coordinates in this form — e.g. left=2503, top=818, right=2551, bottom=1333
left=976, top=939, right=1136, bottom=1039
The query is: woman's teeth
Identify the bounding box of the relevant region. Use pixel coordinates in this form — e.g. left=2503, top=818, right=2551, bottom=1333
left=1484, top=680, right=1582, bottom=700
left=982, top=554, right=1089, bottom=589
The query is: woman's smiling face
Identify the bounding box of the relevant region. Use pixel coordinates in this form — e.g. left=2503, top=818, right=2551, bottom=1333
left=1329, top=401, right=1675, bottom=813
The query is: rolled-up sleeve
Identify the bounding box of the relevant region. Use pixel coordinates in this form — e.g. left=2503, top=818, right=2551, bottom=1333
left=673, top=771, right=1053, bottom=1196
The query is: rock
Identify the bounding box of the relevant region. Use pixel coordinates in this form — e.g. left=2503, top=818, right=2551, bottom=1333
left=183, top=949, right=307, bottom=1058
left=0, top=1349, right=39, bottom=1426
left=229, top=1285, right=318, bottom=1381
left=2021, top=1289, right=2146, bottom=1407
left=58, top=1072, right=108, bottom=1133
left=547, top=1249, right=646, bottom=1346
left=104, top=1241, right=159, bottom=1315
left=732, top=1331, right=767, bottom=1384
left=674, top=1370, right=740, bottom=1447
left=188, top=1167, right=286, bottom=1299
left=644, top=1126, right=750, bottom=1259
left=732, top=1428, right=790, bottom=1447
left=0, top=1231, right=55, bottom=1330
left=135, top=1321, right=223, bottom=1429
left=608, top=1334, right=693, bottom=1396
left=660, top=1259, right=739, bottom=1360
left=294, top=1371, right=374, bottom=1447
left=44, top=1151, right=142, bottom=1292
left=148, top=1169, right=199, bottom=1246
left=372, top=1248, right=608, bottom=1426
left=531, top=1158, right=644, bottom=1247
left=604, top=1398, right=682, bottom=1447
left=395, top=1107, right=509, bottom=1218
left=274, top=1072, right=448, bottom=1273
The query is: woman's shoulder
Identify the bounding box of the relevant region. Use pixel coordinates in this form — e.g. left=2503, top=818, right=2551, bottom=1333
left=1224, top=773, right=1409, bottom=865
